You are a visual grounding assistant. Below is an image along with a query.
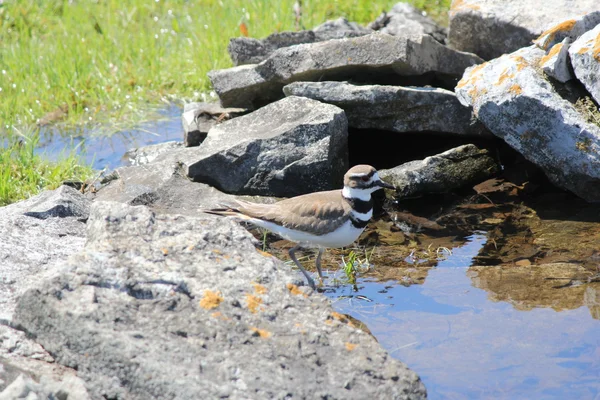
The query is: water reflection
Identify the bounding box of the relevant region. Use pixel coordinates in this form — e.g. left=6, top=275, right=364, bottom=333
left=36, top=105, right=182, bottom=171
left=327, top=234, right=600, bottom=399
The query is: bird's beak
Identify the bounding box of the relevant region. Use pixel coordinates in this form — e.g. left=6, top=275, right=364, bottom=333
left=377, top=179, right=396, bottom=190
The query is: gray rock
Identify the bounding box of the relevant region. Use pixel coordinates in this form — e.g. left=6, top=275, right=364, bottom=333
left=157, top=96, right=349, bottom=197
left=569, top=23, right=600, bottom=104
left=209, top=33, right=483, bottom=109
left=126, top=141, right=183, bottom=166
left=0, top=371, right=89, bottom=400
left=540, top=38, right=574, bottom=83
left=0, top=186, right=89, bottom=321
left=14, top=201, right=427, bottom=400
left=368, top=2, right=447, bottom=44
left=93, top=161, right=234, bottom=215
left=379, top=145, right=498, bottom=198
left=456, top=45, right=600, bottom=202
left=448, top=0, right=599, bottom=60
left=182, top=102, right=247, bottom=147
left=228, top=18, right=371, bottom=66
left=534, top=12, right=600, bottom=51
left=283, top=81, right=488, bottom=136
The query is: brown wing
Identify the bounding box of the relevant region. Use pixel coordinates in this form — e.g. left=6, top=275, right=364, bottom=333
left=233, top=190, right=351, bottom=236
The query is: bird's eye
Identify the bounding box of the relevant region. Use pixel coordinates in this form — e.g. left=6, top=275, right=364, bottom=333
left=361, top=176, right=369, bottom=182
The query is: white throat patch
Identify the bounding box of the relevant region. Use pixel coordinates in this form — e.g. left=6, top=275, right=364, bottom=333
left=342, top=186, right=371, bottom=201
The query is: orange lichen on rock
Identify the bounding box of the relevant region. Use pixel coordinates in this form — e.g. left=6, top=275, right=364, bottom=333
left=250, top=327, right=272, bottom=338
left=286, top=283, right=308, bottom=297
left=510, top=55, right=530, bottom=71
left=509, top=84, right=522, bottom=95
left=535, top=19, right=576, bottom=49
left=496, top=70, right=515, bottom=86
left=246, top=293, right=264, bottom=313
left=539, top=42, right=564, bottom=66
left=345, top=342, right=358, bottom=351
left=456, top=62, right=488, bottom=89
left=331, top=311, right=349, bottom=322
left=252, top=282, right=268, bottom=295
left=199, top=290, right=224, bottom=310
left=450, top=0, right=481, bottom=16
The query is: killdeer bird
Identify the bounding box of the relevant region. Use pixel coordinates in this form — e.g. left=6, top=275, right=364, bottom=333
left=206, top=165, right=395, bottom=288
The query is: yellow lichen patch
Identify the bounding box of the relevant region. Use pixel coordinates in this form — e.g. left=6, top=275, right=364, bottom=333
left=345, top=342, right=358, bottom=351
left=508, top=84, right=522, bottom=95
left=535, top=19, right=576, bottom=49
left=576, top=138, right=592, bottom=153
left=246, top=293, right=264, bottom=313
left=456, top=62, right=488, bottom=89
left=161, top=248, right=169, bottom=256
left=594, top=32, right=600, bottom=61
left=256, top=249, right=273, bottom=258
left=324, top=319, right=334, bottom=326
left=331, top=311, right=349, bottom=323
left=286, top=283, right=308, bottom=298
left=250, top=327, right=272, bottom=338
left=210, top=311, right=230, bottom=320
left=252, top=282, right=268, bottom=295
left=511, top=56, right=530, bottom=71
left=199, top=290, right=223, bottom=310
left=449, top=0, right=480, bottom=16
left=496, top=70, right=515, bottom=86
left=539, top=42, right=563, bottom=66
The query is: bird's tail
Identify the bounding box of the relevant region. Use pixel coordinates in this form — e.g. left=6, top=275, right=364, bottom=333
left=203, top=202, right=253, bottom=221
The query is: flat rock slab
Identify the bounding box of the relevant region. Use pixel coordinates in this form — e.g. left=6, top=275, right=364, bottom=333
left=209, top=33, right=483, bottom=109
left=0, top=186, right=90, bottom=320
left=456, top=45, right=600, bottom=202
left=569, top=23, right=600, bottom=104
left=13, top=201, right=427, bottom=400
left=379, top=144, right=498, bottom=198
left=368, top=2, right=447, bottom=44
left=284, top=81, right=488, bottom=136
left=229, top=18, right=371, bottom=66
left=158, top=96, right=349, bottom=197
left=181, top=102, right=247, bottom=147
left=93, top=161, right=234, bottom=215
left=448, top=0, right=599, bottom=60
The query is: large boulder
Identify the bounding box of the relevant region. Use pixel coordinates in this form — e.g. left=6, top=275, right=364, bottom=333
left=209, top=33, right=483, bottom=109
left=13, top=201, right=427, bottom=399
left=448, top=0, right=599, bottom=60
left=158, top=96, right=349, bottom=197
left=568, top=23, right=600, bottom=104
left=368, top=2, right=447, bottom=44
left=0, top=186, right=92, bottom=398
left=379, top=145, right=498, bottom=198
left=283, top=81, right=488, bottom=136
left=455, top=45, right=600, bottom=202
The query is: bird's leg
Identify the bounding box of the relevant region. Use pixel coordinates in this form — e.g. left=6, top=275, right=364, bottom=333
left=289, top=245, right=316, bottom=289
left=315, top=248, right=325, bottom=283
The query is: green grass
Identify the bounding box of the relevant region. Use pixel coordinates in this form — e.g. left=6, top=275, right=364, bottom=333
left=0, top=132, right=94, bottom=206
left=0, top=0, right=450, bottom=205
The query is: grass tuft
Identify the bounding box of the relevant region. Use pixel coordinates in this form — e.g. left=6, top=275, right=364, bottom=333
left=0, top=131, right=93, bottom=206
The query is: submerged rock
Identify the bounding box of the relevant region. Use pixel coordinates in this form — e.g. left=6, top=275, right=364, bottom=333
left=159, top=96, right=348, bottom=197
left=13, top=201, right=427, bottom=400
left=379, top=144, right=498, bottom=198
left=368, top=2, right=447, bottom=44
left=181, top=102, right=247, bottom=147
left=209, top=33, right=483, bottom=109
left=456, top=45, right=600, bottom=202
left=448, top=0, right=599, bottom=60
left=283, top=81, right=488, bottom=136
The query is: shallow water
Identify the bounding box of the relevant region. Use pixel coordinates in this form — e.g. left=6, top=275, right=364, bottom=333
left=37, top=105, right=182, bottom=171
left=326, top=233, right=600, bottom=400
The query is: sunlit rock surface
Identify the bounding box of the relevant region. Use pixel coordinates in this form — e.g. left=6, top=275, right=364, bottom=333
left=284, top=81, right=488, bottom=136
left=448, top=0, right=599, bottom=60
left=456, top=45, right=600, bottom=202
left=210, top=33, right=482, bottom=109
left=569, top=23, right=600, bottom=104
left=13, top=202, right=427, bottom=400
